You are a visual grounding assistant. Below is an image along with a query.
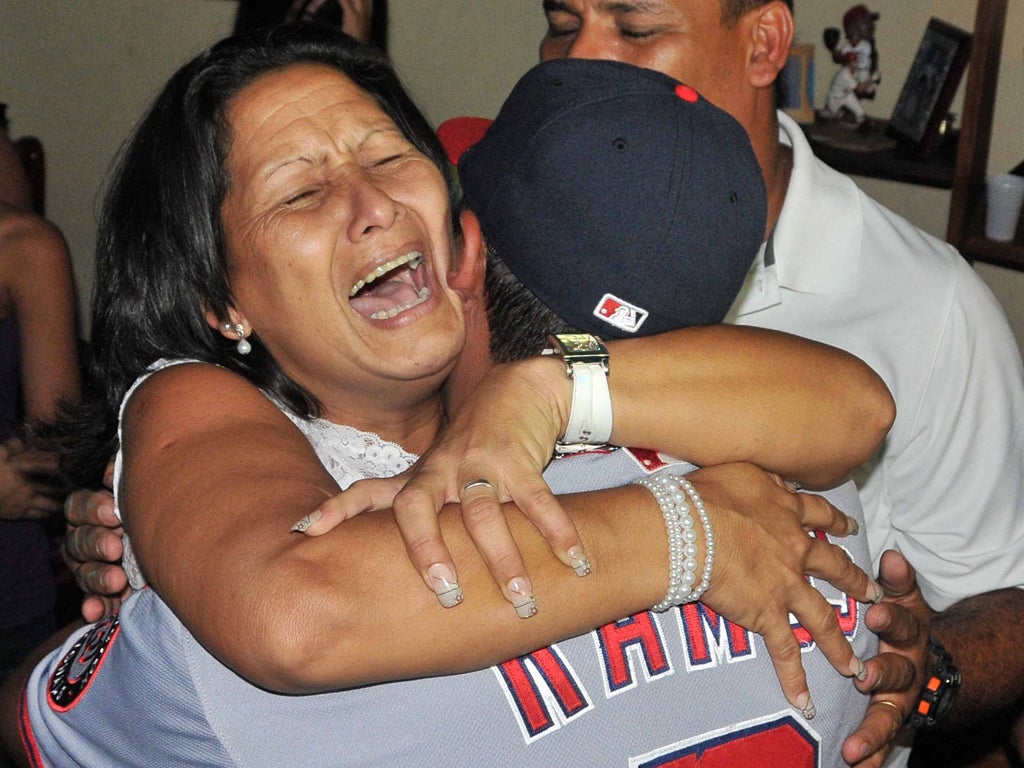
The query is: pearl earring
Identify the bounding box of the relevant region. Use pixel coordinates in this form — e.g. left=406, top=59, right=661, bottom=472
left=233, top=323, right=251, bottom=355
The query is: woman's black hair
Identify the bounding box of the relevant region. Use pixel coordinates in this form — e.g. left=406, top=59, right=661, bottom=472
left=54, top=24, right=453, bottom=485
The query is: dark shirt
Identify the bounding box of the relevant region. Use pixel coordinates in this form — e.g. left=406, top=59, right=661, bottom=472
left=0, top=316, right=55, bottom=632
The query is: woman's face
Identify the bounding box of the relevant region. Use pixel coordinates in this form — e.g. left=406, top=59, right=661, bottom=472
left=220, top=63, right=466, bottom=414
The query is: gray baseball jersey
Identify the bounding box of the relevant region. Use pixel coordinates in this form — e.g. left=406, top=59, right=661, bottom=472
left=20, top=381, right=875, bottom=767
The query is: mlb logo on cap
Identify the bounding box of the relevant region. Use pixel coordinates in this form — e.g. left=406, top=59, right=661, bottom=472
left=594, top=294, right=649, bottom=334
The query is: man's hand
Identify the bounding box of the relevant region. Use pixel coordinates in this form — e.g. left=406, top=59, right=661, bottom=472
left=0, top=437, right=64, bottom=521
left=689, top=464, right=883, bottom=719
left=288, top=0, right=375, bottom=44
left=339, top=0, right=375, bottom=43
left=295, top=357, right=585, bottom=614
left=63, top=467, right=131, bottom=622
left=842, top=550, right=931, bottom=766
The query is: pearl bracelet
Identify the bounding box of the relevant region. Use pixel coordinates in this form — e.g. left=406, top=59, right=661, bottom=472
left=635, top=474, right=715, bottom=612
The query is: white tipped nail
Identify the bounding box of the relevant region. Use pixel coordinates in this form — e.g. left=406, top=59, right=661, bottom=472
left=567, top=546, right=591, bottom=577
left=870, top=581, right=885, bottom=603
left=507, top=577, right=537, bottom=619
left=797, top=692, right=816, bottom=720
left=850, top=656, right=868, bottom=681
left=290, top=509, right=321, bottom=533
left=427, top=563, right=463, bottom=608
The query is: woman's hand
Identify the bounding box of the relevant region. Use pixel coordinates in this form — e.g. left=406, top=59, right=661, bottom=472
left=687, top=463, right=883, bottom=718
left=296, top=357, right=588, bottom=613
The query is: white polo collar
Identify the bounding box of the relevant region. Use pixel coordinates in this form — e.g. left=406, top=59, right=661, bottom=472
left=729, top=113, right=864, bottom=319
left=773, top=112, right=863, bottom=293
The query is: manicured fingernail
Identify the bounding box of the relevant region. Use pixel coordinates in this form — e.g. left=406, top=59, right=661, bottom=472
left=567, top=546, right=591, bottom=577
left=859, top=744, right=870, bottom=760
left=850, top=655, right=868, bottom=681
left=290, top=509, right=321, bottom=533
left=796, top=692, right=816, bottom=720
left=427, top=563, right=464, bottom=608
left=507, top=577, right=537, bottom=619
left=847, top=515, right=860, bottom=536
left=870, top=580, right=885, bottom=603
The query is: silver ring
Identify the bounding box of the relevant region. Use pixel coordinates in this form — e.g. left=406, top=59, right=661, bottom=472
left=461, top=479, right=496, bottom=495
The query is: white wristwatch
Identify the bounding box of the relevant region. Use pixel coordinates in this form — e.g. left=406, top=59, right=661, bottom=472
left=542, top=333, right=613, bottom=453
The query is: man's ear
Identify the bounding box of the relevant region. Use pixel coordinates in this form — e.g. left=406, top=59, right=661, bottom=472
left=204, top=305, right=250, bottom=341
left=448, top=208, right=487, bottom=301
left=747, top=0, right=795, bottom=89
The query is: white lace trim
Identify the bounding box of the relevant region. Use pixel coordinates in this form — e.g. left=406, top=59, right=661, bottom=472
left=116, top=359, right=418, bottom=590
left=280, top=411, right=418, bottom=491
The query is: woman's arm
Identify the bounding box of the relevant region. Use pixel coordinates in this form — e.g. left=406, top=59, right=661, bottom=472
left=1, top=208, right=81, bottom=421
left=0, top=207, right=80, bottom=520
left=604, top=324, right=894, bottom=488
left=122, top=364, right=876, bottom=707
left=309, top=324, right=893, bottom=608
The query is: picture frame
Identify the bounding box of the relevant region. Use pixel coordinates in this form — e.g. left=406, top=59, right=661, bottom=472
left=887, top=18, right=972, bottom=156
left=779, top=44, right=816, bottom=124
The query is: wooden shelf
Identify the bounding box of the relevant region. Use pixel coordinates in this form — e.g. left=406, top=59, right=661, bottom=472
left=806, top=0, right=1023, bottom=271
left=945, top=0, right=1021, bottom=269
left=960, top=203, right=1024, bottom=270
left=803, top=120, right=958, bottom=189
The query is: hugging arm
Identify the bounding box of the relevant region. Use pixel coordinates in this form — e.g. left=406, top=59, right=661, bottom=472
left=312, top=324, right=894, bottom=614
left=117, top=363, right=875, bottom=709
left=604, top=325, right=893, bottom=487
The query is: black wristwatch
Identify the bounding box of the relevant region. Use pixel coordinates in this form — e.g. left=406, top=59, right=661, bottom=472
left=909, top=637, right=962, bottom=728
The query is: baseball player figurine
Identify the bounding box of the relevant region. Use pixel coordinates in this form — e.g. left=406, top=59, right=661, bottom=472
left=820, top=4, right=880, bottom=133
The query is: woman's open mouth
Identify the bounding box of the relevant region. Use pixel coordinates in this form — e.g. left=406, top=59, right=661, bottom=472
left=349, top=251, right=431, bottom=320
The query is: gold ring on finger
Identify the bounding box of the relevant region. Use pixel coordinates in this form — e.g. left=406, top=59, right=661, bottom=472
left=874, top=700, right=904, bottom=720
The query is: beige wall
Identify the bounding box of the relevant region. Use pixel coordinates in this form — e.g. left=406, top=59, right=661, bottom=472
left=2, top=0, right=1022, bottom=348
left=0, top=0, right=238, bottom=333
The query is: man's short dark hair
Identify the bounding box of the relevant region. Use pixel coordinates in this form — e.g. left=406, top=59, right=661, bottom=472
left=484, top=245, right=577, bottom=364
left=721, top=0, right=794, bottom=26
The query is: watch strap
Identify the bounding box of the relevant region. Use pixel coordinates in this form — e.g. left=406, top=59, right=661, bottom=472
left=556, top=361, right=613, bottom=452
left=543, top=334, right=612, bottom=453
left=910, top=636, right=962, bottom=728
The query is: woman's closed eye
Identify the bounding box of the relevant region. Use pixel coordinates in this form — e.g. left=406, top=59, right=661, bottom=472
left=370, top=153, right=406, bottom=167
left=283, top=188, right=320, bottom=206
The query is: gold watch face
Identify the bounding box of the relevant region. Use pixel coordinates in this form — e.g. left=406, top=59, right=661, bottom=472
left=554, top=333, right=607, bottom=357
left=547, top=333, right=609, bottom=376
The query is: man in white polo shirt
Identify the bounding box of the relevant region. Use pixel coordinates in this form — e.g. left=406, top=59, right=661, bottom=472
left=534, top=1, right=1024, bottom=765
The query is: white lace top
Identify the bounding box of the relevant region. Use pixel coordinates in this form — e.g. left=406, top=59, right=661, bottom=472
left=114, top=358, right=418, bottom=590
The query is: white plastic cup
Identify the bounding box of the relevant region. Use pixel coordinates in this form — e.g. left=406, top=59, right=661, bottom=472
left=985, top=173, right=1024, bottom=242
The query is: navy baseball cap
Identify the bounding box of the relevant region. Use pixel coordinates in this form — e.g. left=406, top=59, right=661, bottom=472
left=458, top=58, right=767, bottom=338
